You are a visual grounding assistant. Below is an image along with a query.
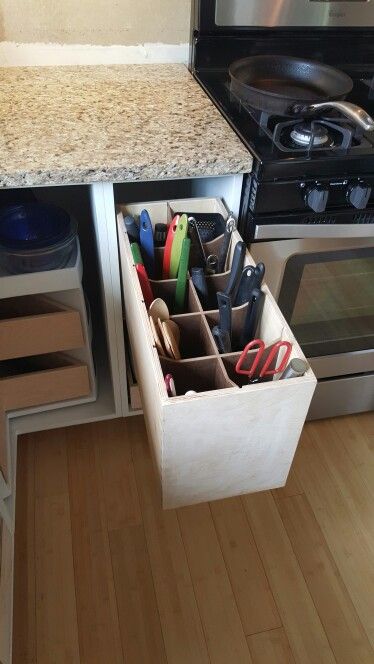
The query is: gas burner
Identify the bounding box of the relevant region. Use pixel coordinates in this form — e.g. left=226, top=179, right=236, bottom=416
left=290, top=122, right=330, bottom=147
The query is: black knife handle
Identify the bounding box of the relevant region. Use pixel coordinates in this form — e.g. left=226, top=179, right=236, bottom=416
left=240, top=288, right=265, bottom=348
left=224, top=241, right=246, bottom=300
left=191, top=267, right=209, bottom=309
left=216, top=291, right=232, bottom=339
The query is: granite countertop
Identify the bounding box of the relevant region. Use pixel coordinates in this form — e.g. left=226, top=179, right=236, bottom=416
left=0, top=64, right=253, bottom=188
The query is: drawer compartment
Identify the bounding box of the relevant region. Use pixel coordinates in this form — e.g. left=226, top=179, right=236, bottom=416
left=0, top=354, right=91, bottom=411
left=117, top=198, right=316, bottom=508
left=0, top=295, right=84, bottom=360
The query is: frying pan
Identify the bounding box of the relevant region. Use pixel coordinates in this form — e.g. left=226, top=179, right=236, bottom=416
left=229, top=55, right=374, bottom=131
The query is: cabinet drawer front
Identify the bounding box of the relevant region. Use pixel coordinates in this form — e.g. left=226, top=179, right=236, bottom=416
left=0, top=513, right=13, bottom=664
left=0, top=356, right=91, bottom=411
left=117, top=198, right=316, bottom=508
left=0, top=296, right=84, bottom=361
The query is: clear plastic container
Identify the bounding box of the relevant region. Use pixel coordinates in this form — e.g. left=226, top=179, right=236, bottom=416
left=0, top=203, right=78, bottom=274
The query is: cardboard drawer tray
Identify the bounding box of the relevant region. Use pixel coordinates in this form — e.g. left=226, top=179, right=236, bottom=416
left=0, top=354, right=91, bottom=411
left=117, top=197, right=316, bottom=508
left=0, top=295, right=84, bottom=361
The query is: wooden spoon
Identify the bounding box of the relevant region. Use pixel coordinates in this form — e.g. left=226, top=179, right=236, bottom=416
left=161, top=319, right=181, bottom=360
left=149, top=315, right=166, bottom=355
left=149, top=297, right=169, bottom=323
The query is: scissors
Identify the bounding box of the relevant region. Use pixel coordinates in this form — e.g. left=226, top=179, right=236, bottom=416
left=235, top=339, right=292, bottom=383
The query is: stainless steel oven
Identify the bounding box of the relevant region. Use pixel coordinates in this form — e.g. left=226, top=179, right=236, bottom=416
left=251, top=237, right=374, bottom=419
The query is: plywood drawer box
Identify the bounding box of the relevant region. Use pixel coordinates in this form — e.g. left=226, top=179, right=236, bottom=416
left=0, top=511, right=13, bottom=664
left=0, top=354, right=91, bottom=411
left=0, top=295, right=84, bottom=361
left=117, top=198, right=317, bottom=509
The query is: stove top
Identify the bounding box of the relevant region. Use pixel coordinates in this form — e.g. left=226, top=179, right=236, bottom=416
left=197, top=69, right=374, bottom=179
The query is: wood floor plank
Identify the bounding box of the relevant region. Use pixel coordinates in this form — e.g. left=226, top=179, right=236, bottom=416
left=13, top=434, right=36, bottom=664
left=330, top=416, right=374, bottom=500
left=358, top=412, right=374, bottom=448
left=242, top=491, right=336, bottom=664
left=247, top=627, right=296, bottom=664
left=308, top=419, right=374, bottom=556
left=293, top=424, right=374, bottom=648
left=130, top=417, right=210, bottom=664
left=109, top=524, right=167, bottom=664
left=272, top=467, right=303, bottom=499
left=94, top=418, right=142, bottom=531
left=210, top=496, right=281, bottom=635
left=34, top=426, right=80, bottom=664
left=277, top=493, right=374, bottom=664
left=178, top=502, right=252, bottom=664
left=66, top=424, right=123, bottom=664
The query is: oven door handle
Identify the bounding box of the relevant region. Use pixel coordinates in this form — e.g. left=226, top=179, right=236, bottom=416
left=254, top=223, right=374, bottom=240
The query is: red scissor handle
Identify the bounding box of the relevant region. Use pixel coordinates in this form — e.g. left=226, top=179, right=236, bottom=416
left=235, top=339, right=265, bottom=378
left=260, top=340, right=292, bottom=378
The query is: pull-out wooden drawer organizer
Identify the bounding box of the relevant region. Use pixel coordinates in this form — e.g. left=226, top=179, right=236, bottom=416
left=117, top=198, right=316, bottom=508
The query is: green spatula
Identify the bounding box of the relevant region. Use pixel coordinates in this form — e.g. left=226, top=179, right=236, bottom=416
left=169, top=214, right=188, bottom=279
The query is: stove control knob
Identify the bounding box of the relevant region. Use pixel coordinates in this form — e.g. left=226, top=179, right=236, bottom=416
left=347, top=181, right=372, bottom=210
left=304, top=184, right=329, bottom=213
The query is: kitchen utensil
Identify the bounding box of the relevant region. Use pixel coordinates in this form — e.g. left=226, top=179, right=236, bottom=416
left=156, top=316, right=180, bottom=349
left=170, top=214, right=188, bottom=278
left=177, top=212, right=226, bottom=242
left=175, top=237, right=191, bottom=313
left=161, top=319, right=181, bottom=360
left=235, top=339, right=292, bottom=383
left=149, top=315, right=166, bottom=355
left=191, top=267, right=209, bottom=309
left=136, top=263, right=154, bottom=309
left=240, top=287, right=265, bottom=348
left=235, top=262, right=265, bottom=306
left=281, top=358, right=308, bottom=379
left=124, top=215, right=140, bottom=243
left=188, top=217, right=207, bottom=268
left=130, top=242, right=143, bottom=265
left=224, top=240, right=246, bottom=301
left=139, top=209, right=155, bottom=278
left=217, top=215, right=236, bottom=272
left=164, top=373, right=177, bottom=397
left=0, top=202, right=77, bottom=274
left=149, top=297, right=169, bottom=323
left=154, top=223, right=167, bottom=247
left=162, top=214, right=179, bottom=278
left=229, top=55, right=374, bottom=130
left=206, top=254, right=218, bottom=275
left=212, top=291, right=232, bottom=353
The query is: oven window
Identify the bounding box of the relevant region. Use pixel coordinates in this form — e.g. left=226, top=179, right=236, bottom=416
left=278, top=247, right=374, bottom=357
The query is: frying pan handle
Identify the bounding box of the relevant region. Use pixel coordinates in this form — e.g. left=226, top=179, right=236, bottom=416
left=291, top=101, right=374, bottom=132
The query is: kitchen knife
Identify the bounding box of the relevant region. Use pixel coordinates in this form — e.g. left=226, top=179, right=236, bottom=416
left=224, top=240, right=246, bottom=301
left=217, top=215, right=236, bottom=273
left=162, top=214, right=179, bottom=278
left=212, top=326, right=232, bottom=354
left=175, top=237, right=191, bottom=313
left=124, top=215, right=139, bottom=243
left=154, top=223, right=167, bottom=247
left=240, top=287, right=265, bottom=348
left=217, top=291, right=232, bottom=340
left=191, top=266, right=209, bottom=309
left=235, top=262, right=266, bottom=306
left=170, top=214, right=188, bottom=278
left=139, top=209, right=155, bottom=278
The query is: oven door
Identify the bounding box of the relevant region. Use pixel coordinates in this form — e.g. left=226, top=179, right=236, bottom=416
left=250, top=237, right=374, bottom=418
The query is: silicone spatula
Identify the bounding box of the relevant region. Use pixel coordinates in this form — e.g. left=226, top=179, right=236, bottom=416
left=136, top=263, right=154, bottom=309
left=169, top=214, right=188, bottom=279
left=162, top=215, right=179, bottom=278
left=139, top=209, right=155, bottom=278
left=174, top=237, right=191, bottom=313
left=130, top=242, right=143, bottom=265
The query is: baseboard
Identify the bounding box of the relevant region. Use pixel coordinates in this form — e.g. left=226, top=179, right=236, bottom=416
left=0, top=41, right=189, bottom=66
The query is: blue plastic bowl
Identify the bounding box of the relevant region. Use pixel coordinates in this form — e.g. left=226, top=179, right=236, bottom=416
left=0, top=203, right=77, bottom=274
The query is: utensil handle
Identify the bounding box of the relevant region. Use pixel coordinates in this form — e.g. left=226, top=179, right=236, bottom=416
left=240, top=288, right=264, bottom=348
left=291, top=101, right=374, bottom=132
left=217, top=291, right=232, bottom=339
left=225, top=241, right=246, bottom=300
left=191, top=267, right=209, bottom=308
